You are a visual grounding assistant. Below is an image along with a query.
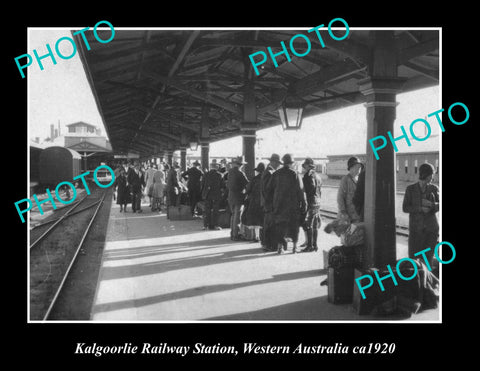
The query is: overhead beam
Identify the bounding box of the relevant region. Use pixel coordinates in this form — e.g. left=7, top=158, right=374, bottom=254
left=397, top=37, right=439, bottom=65
left=403, top=61, right=439, bottom=81
left=291, top=59, right=368, bottom=96
left=87, top=38, right=175, bottom=64
left=142, top=31, right=201, bottom=125
left=113, top=121, right=180, bottom=141
left=142, top=70, right=242, bottom=115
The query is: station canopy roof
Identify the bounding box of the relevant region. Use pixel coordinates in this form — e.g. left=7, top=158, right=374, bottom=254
left=75, top=28, right=439, bottom=157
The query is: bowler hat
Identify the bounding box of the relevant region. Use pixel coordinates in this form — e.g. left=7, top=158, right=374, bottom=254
left=347, top=157, right=361, bottom=170
left=268, top=153, right=283, bottom=164
left=231, top=156, right=247, bottom=165
left=302, top=157, right=315, bottom=169
left=282, top=153, right=294, bottom=165
left=254, top=162, right=265, bottom=172
left=192, top=160, right=201, bottom=166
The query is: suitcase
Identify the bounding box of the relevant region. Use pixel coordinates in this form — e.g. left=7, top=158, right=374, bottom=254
left=217, top=208, right=231, bottom=228
left=328, top=266, right=355, bottom=304
left=239, top=224, right=256, bottom=241
left=167, top=205, right=194, bottom=220
left=328, top=244, right=365, bottom=269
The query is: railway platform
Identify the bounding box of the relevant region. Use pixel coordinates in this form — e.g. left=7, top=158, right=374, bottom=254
left=90, top=198, right=440, bottom=322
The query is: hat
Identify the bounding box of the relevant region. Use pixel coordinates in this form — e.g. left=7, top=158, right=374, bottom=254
left=254, top=162, right=265, bottom=172
left=302, top=157, right=315, bottom=169
left=347, top=157, right=361, bottom=170
left=419, top=163, right=435, bottom=180
left=192, top=160, right=201, bottom=166
left=268, top=153, right=283, bottom=164
left=282, top=153, right=294, bottom=165
left=231, top=156, right=247, bottom=165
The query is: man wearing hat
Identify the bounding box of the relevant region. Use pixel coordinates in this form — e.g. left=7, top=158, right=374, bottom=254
left=337, top=156, right=363, bottom=223
left=227, top=156, right=249, bottom=240
left=300, top=157, right=322, bottom=252
left=182, top=160, right=204, bottom=216
left=127, top=160, right=145, bottom=213
left=165, top=161, right=181, bottom=208
left=261, top=153, right=282, bottom=251
left=201, top=161, right=225, bottom=230
left=270, top=154, right=307, bottom=254
left=402, top=162, right=439, bottom=265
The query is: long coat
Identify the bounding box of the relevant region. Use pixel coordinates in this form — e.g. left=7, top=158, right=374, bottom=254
left=202, top=169, right=224, bottom=200
left=260, top=165, right=275, bottom=212
left=243, top=173, right=264, bottom=226
left=302, top=169, right=321, bottom=208
left=165, top=168, right=180, bottom=192
left=337, top=174, right=360, bottom=222
left=403, top=182, right=439, bottom=256
left=182, top=166, right=203, bottom=193
left=114, top=174, right=130, bottom=205
left=127, top=168, right=145, bottom=194
left=144, top=167, right=156, bottom=196
left=151, top=170, right=165, bottom=199
left=270, top=166, right=306, bottom=223
left=227, top=166, right=249, bottom=206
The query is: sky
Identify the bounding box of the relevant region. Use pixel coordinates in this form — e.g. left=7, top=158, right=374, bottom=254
left=27, top=28, right=440, bottom=159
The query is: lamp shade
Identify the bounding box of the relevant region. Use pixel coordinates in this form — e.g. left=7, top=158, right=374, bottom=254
left=278, top=97, right=304, bottom=130
left=189, top=141, right=198, bottom=151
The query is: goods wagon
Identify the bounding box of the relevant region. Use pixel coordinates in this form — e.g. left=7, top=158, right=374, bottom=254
left=39, top=146, right=82, bottom=187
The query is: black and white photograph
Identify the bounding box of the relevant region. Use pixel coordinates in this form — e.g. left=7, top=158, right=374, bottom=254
left=9, top=5, right=474, bottom=364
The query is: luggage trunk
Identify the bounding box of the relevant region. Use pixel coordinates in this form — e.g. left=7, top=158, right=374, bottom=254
left=328, top=266, right=355, bottom=304
left=217, top=208, right=231, bottom=228
left=167, top=205, right=194, bottom=220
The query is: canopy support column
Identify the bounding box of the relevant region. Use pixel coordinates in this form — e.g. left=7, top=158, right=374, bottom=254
left=200, top=104, right=210, bottom=172
left=359, top=31, right=405, bottom=268
left=242, top=45, right=257, bottom=180
left=180, top=147, right=187, bottom=172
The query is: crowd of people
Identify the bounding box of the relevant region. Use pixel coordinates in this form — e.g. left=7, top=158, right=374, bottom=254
left=111, top=153, right=439, bottom=263
left=111, top=153, right=323, bottom=254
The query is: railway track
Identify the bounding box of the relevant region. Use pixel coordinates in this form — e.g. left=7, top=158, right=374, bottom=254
left=319, top=208, right=409, bottom=237
left=29, top=186, right=108, bottom=321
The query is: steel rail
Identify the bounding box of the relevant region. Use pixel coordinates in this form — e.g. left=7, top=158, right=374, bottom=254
left=319, top=208, right=409, bottom=236
left=42, top=191, right=107, bottom=321
left=30, top=193, right=90, bottom=249
left=30, top=199, right=103, bottom=230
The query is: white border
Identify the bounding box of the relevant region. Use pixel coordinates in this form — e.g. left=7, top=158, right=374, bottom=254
left=27, top=26, right=442, bottom=324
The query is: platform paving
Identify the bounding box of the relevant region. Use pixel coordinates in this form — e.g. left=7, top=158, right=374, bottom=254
left=90, top=198, right=440, bottom=322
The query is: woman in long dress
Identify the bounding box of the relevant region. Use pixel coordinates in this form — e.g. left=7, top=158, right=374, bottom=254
left=151, top=164, right=166, bottom=212
left=114, top=167, right=130, bottom=212
left=144, top=163, right=156, bottom=208
left=402, top=162, right=439, bottom=265
left=243, top=163, right=265, bottom=243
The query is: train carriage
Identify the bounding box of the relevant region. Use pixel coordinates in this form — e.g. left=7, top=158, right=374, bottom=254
left=39, top=146, right=82, bottom=187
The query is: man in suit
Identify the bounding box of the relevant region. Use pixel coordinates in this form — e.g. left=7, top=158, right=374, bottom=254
left=182, top=160, right=204, bottom=216
left=201, top=162, right=225, bottom=230
left=270, top=154, right=307, bottom=254
left=127, top=160, right=145, bottom=213
left=227, top=156, right=249, bottom=241
left=300, top=157, right=322, bottom=252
